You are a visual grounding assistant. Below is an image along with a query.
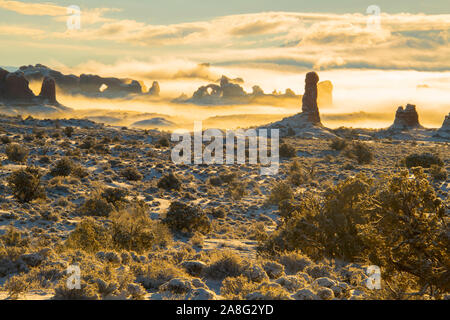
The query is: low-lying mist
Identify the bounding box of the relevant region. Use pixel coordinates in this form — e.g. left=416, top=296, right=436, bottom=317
left=26, top=68, right=450, bottom=131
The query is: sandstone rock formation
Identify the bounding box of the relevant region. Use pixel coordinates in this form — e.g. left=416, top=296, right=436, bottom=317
left=148, top=81, right=160, bottom=96
left=4, top=71, right=35, bottom=100
left=259, top=72, right=335, bottom=138
left=435, top=113, right=450, bottom=139
left=0, top=67, right=63, bottom=109
left=301, top=71, right=321, bottom=124
left=391, top=104, right=423, bottom=130
left=18, top=64, right=154, bottom=99
left=39, top=76, right=57, bottom=103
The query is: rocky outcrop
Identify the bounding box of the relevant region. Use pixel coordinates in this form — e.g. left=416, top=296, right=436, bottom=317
left=301, top=72, right=321, bottom=124
left=148, top=81, right=160, bottom=96
left=39, top=76, right=57, bottom=103
left=4, top=71, right=35, bottom=100
left=434, top=113, right=450, bottom=139
left=259, top=72, right=334, bottom=138
left=390, top=104, right=423, bottom=130
left=0, top=68, right=64, bottom=109
left=18, top=64, right=154, bottom=99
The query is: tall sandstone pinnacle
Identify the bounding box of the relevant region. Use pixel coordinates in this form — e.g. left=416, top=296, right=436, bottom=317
left=301, top=71, right=321, bottom=124
left=39, top=76, right=57, bottom=103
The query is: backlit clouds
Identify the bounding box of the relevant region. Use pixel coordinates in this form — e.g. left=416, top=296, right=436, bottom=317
left=0, top=1, right=448, bottom=72
left=0, top=0, right=118, bottom=25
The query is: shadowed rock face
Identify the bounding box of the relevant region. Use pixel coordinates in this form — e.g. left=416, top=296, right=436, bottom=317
left=0, top=68, right=62, bottom=107
left=437, top=113, right=450, bottom=134
left=19, top=64, right=149, bottom=98
left=39, top=76, right=57, bottom=103
left=392, top=104, right=422, bottom=129
left=301, top=71, right=321, bottom=124
left=4, top=71, right=35, bottom=100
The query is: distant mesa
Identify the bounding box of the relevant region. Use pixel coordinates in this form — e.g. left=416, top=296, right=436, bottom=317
left=390, top=104, right=423, bottom=130
left=176, top=74, right=333, bottom=107
left=18, top=64, right=159, bottom=99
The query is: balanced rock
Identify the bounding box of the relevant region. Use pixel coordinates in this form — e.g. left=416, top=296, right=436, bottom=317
left=301, top=71, right=321, bottom=124
left=39, top=76, right=57, bottom=103
left=391, top=104, right=422, bottom=129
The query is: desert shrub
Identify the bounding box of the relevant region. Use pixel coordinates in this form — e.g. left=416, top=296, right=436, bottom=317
left=1, top=135, right=11, bottom=144
left=0, top=225, right=30, bottom=247
left=219, top=171, right=237, bottom=183
left=50, top=157, right=74, bottom=176
left=54, top=281, right=98, bottom=300
left=221, top=275, right=259, bottom=299
left=429, top=164, right=447, bottom=181
left=65, top=218, right=111, bottom=252
left=404, top=152, right=444, bottom=168
left=39, top=155, right=50, bottom=164
left=5, top=143, right=29, bottom=162
left=156, top=136, right=170, bottom=148
left=227, top=181, right=247, bottom=200
left=157, top=172, right=181, bottom=191
left=204, top=250, right=249, bottom=280
left=80, top=197, right=115, bottom=217
left=120, top=167, right=143, bottom=181
left=101, top=188, right=128, bottom=207
left=79, top=137, right=95, bottom=149
left=110, top=205, right=171, bottom=252
left=288, top=160, right=311, bottom=186
left=135, top=260, right=186, bottom=289
left=262, top=169, right=449, bottom=295
left=221, top=275, right=290, bottom=300
left=360, top=168, right=448, bottom=293
left=163, top=201, right=211, bottom=235
left=345, top=141, right=374, bottom=164
left=7, top=167, right=45, bottom=202
left=207, top=207, right=227, bottom=219
left=71, top=163, right=89, bottom=179
left=277, top=251, right=313, bottom=274
left=4, top=275, right=29, bottom=299
left=208, top=176, right=223, bottom=186
left=329, top=138, right=348, bottom=151
left=33, top=129, right=46, bottom=139
left=262, top=174, right=374, bottom=259
left=267, top=181, right=294, bottom=205
left=63, top=126, right=74, bottom=138
left=279, top=143, right=296, bottom=158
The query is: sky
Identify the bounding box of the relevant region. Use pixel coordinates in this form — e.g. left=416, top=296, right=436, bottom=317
left=0, top=0, right=449, bottom=128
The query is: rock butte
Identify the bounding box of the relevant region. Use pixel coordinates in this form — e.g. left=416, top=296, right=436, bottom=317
left=390, top=104, right=423, bottom=130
